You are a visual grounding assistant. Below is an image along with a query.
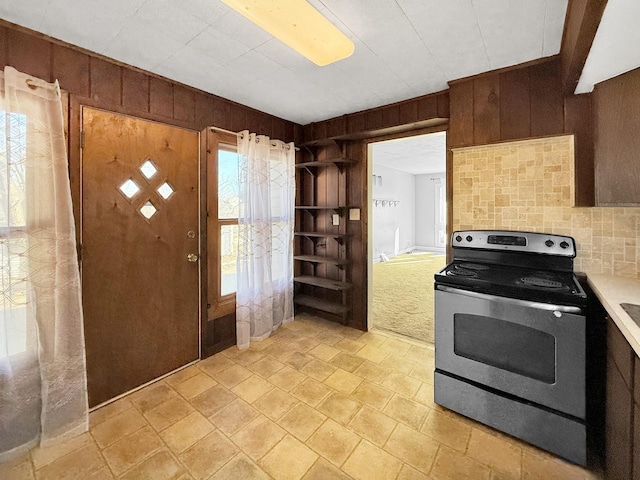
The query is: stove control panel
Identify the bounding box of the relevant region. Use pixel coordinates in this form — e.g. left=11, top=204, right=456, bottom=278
left=452, top=230, right=577, bottom=257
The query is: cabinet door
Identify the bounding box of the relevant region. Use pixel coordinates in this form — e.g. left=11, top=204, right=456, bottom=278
left=606, top=353, right=633, bottom=479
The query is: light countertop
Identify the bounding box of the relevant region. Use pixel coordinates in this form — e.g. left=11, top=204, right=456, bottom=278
left=588, top=274, right=640, bottom=356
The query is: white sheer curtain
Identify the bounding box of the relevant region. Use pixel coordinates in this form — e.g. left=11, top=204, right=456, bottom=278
left=236, top=131, right=295, bottom=349
left=0, top=67, right=87, bottom=461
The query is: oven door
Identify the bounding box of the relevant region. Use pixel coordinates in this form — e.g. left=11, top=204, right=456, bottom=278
left=435, top=285, right=585, bottom=419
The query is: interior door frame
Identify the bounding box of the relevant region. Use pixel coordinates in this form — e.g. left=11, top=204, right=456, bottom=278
left=364, top=125, right=449, bottom=331
left=68, top=96, right=205, bottom=361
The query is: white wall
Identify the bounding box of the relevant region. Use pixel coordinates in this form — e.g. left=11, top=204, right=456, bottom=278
left=372, top=163, right=415, bottom=259
left=415, top=173, right=446, bottom=250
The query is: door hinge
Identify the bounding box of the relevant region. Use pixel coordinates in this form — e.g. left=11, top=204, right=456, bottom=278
left=80, top=131, right=85, bottom=149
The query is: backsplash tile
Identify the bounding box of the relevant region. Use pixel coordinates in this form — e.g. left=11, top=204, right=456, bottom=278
left=452, top=135, right=640, bottom=278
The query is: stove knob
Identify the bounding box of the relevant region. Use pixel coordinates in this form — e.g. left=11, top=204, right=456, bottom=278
left=545, top=239, right=555, bottom=247
left=455, top=235, right=462, bottom=242
left=466, top=235, right=473, bottom=242
left=560, top=241, right=570, bottom=249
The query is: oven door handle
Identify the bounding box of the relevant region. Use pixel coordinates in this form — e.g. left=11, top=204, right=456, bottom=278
left=435, top=285, right=583, bottom=314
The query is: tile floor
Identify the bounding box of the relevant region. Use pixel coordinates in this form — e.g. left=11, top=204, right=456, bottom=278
left=1, top=314, right=601, bottom=480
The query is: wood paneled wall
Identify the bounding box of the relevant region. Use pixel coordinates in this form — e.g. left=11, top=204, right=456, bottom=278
left=302, top=91, right=449, bottom=144
left=0, top=23, right=301, bottom=142
left=448, top=57, right=595, bottom=206
left=593, top=66, right=640, bottom=205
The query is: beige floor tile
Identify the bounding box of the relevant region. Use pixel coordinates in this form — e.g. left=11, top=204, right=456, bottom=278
left=405, top=345, right=435, bottom=363
left=379, top=337, right=413, bottom=355
left=421, top=408, right=471, bottom=452
left=382, top=372, right=422, bottom=397
left=317, top=391, right=362, bottom=425
left=211, top=364, right=253, bottom=388
left=315, top=331, right=344, bottom=346
left=248, top=337, right=277, bottom=352
left=89, top=397, right=133, bottom=428
left=413, top=382, right=439, bottom=408
left=86, top=467, right=114, bottom=479
left=259, top=435, right=318, bottom=480
left=102, top=426, right=164, bottom=476
left=2, top=458, right=34, bottom=480
left=232, top=349, right=264, bottom=367
left=289, top=336, right=320, bottom=352
left=397, top=463, right=431, bottom=480
left=329, top=352, right=365, bottom=372
left=209, top=399, right=259, bottom=436
left=165, top=365, right=201, bottom=387
left=383, top=394, right=430, bottom=430
left=335, top=338, right=365, bottom=354
left=300, top=358, right=338, bottom=381
left=130, top=382, right=178, bottom=414
left=466, top=428, right=522, bottom=478
left=278, top=403, right=326, bottom=441
left=380, top=354, right=416, bottom=374
left=210, top=452, right=271, bottom=480
left=343, top=440, right=403, bottom=480
left=253, top=387, right=298, bottom=420
left=231, top=374, right=274, bottom=403
left=358, top=331, right=389, bottom=348
left=351, top=381, right=394, bottom=410
left=189, top=384, right=237, bottom=417
left=384, top=423, right=439, bottom=474
left=348, top=406, right=397, bottom=446
left=268, top=365, right=307, bottom=391
left=35, top=442, right=104, bottom=480
left=353, top=361, right=390, bottom=383
left=261, top=340, right=294, bottom=359
left=308, top=343, right=340, bottom=361
left=178, top=430, right=238, bottom=479
left=119, top=449, right=186, bottom=480
left=173, top=373, right=217, bottom=400
left=231, top=415, right=287, bottom=460
left=197, top=354, right=236, bottom=376
left=247, top=356, right=286, bottom=378
left=221, top=345, right=244, bottom=357
left=302, top=458, right=352, bottom=480
left=159, top=411, right=214, bottom=454
left=521, top=449, right=587, bottom=480
left=144, top=396, right=195, bottom=431
left=431, top=445, right=491, bottom=480
left=307, top=419, right=360, bottom=466
left=291, top=378, right=333, bottom=407
left=409, top=363, right=434, bottom=384
left=282, top=351, right=314, bottom=370
left=91, top=407, right=147, bottom=449
left=355, top=344, right=389, bottom=364
left=323, top=368, right=363, bottom=395
left=31, top=432, right=92, bottom=470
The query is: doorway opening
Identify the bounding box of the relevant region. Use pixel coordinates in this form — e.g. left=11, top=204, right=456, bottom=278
left=367, top=131, right=447, bottom=345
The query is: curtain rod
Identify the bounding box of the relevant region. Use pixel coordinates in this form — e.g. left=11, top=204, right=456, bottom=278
left=210, top=126, right=299, bottom=151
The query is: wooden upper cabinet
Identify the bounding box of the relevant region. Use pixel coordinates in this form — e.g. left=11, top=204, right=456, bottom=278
left=593, top=67, right=640, bottom=206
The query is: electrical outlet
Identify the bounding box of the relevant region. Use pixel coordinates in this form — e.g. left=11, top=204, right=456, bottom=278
left=349, top=208, right=360, bottom=221
left=332, top=214, right=340, bottom=226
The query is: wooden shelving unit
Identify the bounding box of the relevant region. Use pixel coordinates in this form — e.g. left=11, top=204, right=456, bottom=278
left=293, top=145, right=352, bottom=324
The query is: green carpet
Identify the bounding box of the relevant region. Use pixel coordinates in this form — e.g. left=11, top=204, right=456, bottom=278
left=372, top=252, right=446, bottom=344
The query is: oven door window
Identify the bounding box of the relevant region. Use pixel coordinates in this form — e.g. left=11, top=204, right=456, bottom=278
left=453, top=314, right=556, bottom=384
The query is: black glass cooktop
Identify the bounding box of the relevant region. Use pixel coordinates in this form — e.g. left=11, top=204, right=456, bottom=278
left=435, top=260, right=587, bottom=306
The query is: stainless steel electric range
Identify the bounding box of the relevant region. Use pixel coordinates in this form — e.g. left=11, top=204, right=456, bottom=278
left=434, top=230, right=589, bottom=465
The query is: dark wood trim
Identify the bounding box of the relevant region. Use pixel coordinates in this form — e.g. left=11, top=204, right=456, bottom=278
left=560, top=0, right=609, bottom=95
left=448, top=55, right=561, bottom=86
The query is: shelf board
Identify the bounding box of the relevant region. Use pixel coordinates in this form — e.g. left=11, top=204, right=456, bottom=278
left=294, top=255, right=350, bottom=266
left=294, top=275, right=351, bottom=291
left=294, top=294, right=350, bottom=315
left=295, top=231, right=349, bottom=239
left=295, top=159, right=353, bottom=168
left=296, top=205, right=349, bottom=212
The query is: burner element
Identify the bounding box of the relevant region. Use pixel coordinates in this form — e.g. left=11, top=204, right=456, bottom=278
left=447, top=266, right=477, bottom=277
left=519, top=276, right=567, bottom=290
left=458, top=263, right=490, bottom=271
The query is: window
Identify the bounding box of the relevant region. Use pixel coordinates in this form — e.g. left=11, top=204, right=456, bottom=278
left=218, top=148, right=240, bottom=296
left=0, top=111, right=29, bottom=358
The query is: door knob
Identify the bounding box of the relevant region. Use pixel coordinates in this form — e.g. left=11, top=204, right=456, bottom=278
left=187, top=253, right=199, bottom=263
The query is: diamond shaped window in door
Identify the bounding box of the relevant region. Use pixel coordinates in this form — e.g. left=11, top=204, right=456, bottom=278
left=139, top=160, right=158, bottom=180
left=157, top=182, right=174, bottom=200
left=119, top=179, right=140, bottom=199
left=139, top=201, right=158, bottom=220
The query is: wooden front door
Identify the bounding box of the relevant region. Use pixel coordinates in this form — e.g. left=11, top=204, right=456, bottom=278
left=81, top=108, right=200, bottom=407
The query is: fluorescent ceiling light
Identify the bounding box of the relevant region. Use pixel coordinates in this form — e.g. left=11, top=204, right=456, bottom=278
left=221, top=0, right=355, bottom=66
